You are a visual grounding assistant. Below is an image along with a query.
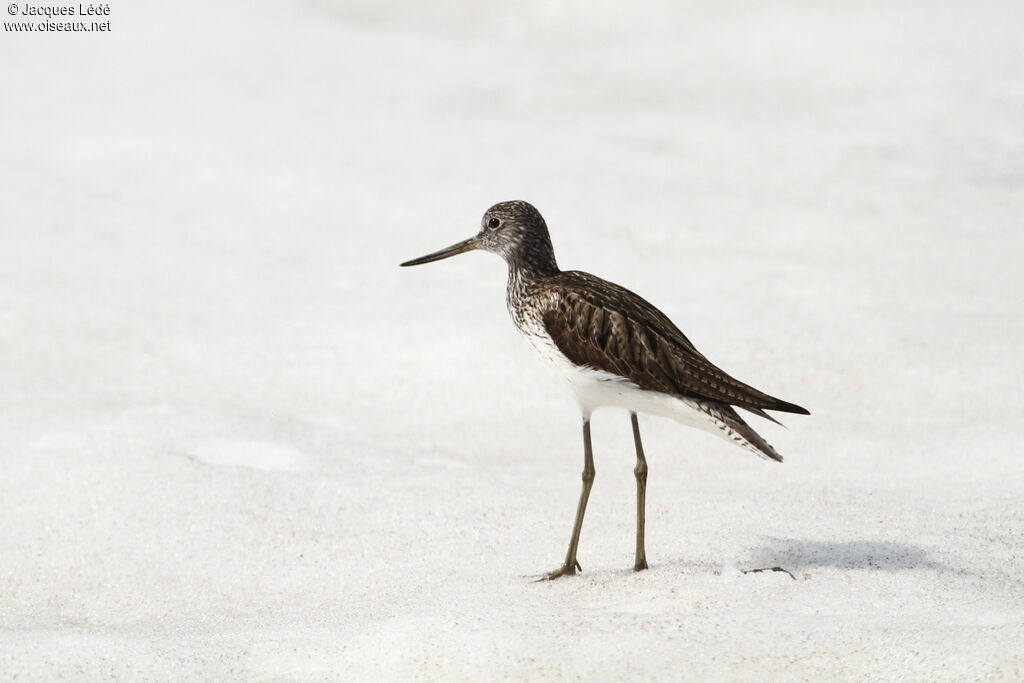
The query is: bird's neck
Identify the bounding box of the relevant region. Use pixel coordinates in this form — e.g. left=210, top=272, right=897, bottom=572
left=505, top=243, right=559, bottom=298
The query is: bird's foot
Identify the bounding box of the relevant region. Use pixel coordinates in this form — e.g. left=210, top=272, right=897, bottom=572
left=634, top=558, right=649, bottom=572
left=535, top=560, right=582, bottom=581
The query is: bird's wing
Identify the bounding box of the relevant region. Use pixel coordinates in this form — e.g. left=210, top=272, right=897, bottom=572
left=539, top=271, right=808, bottom=414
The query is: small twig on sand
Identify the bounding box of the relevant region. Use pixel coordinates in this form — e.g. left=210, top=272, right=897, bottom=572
left=742, top=566, right=796, bottom=580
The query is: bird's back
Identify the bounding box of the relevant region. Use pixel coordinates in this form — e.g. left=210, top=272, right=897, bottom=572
left=524, top=271, right=805, bottom=413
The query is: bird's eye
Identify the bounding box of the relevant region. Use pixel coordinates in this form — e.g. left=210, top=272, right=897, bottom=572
left=487, top=217, right=500, bottom=229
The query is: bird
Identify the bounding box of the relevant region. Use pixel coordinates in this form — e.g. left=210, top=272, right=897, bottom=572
left=400, top=200, right=809, bottom=580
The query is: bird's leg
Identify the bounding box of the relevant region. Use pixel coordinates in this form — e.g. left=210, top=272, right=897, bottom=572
left=541, top=415, right=595, bottom=580
left=631, top=412, right=649, bottom=571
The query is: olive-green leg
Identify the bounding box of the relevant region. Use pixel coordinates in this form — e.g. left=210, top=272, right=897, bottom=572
left=541, top=416, right=595, bottom=580
left=631, top=412, right=649, bottom=571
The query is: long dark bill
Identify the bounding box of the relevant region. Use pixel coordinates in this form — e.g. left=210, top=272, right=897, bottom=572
left=400, top=236, right=478, bottom=267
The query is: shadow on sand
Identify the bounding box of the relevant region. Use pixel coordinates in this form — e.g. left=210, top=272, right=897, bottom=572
left=746, top=538, right=950, bottom=573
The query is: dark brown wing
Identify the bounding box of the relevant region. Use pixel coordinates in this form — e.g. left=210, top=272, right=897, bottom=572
left=538, top=271, right=809, bottom=415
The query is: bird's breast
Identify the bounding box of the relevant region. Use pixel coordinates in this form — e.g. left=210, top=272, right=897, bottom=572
left=506, top=293, right=574, bottom=374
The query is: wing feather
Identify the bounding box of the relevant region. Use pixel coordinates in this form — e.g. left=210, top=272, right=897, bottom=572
left=538, top=271, right=809, bottom=415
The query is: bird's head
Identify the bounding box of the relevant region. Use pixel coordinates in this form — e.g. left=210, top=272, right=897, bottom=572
left=400, top=200, right=558, bottom=275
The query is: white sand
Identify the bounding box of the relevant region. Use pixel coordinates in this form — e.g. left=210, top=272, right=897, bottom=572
left=1, top=0, right=1022, bottom=680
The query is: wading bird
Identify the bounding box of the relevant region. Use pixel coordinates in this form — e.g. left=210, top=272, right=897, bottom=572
left=401, top=201, right=808, bottom=579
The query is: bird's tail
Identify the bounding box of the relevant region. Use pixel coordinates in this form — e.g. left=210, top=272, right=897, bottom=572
left=699, top=402, right=784, bottom=462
